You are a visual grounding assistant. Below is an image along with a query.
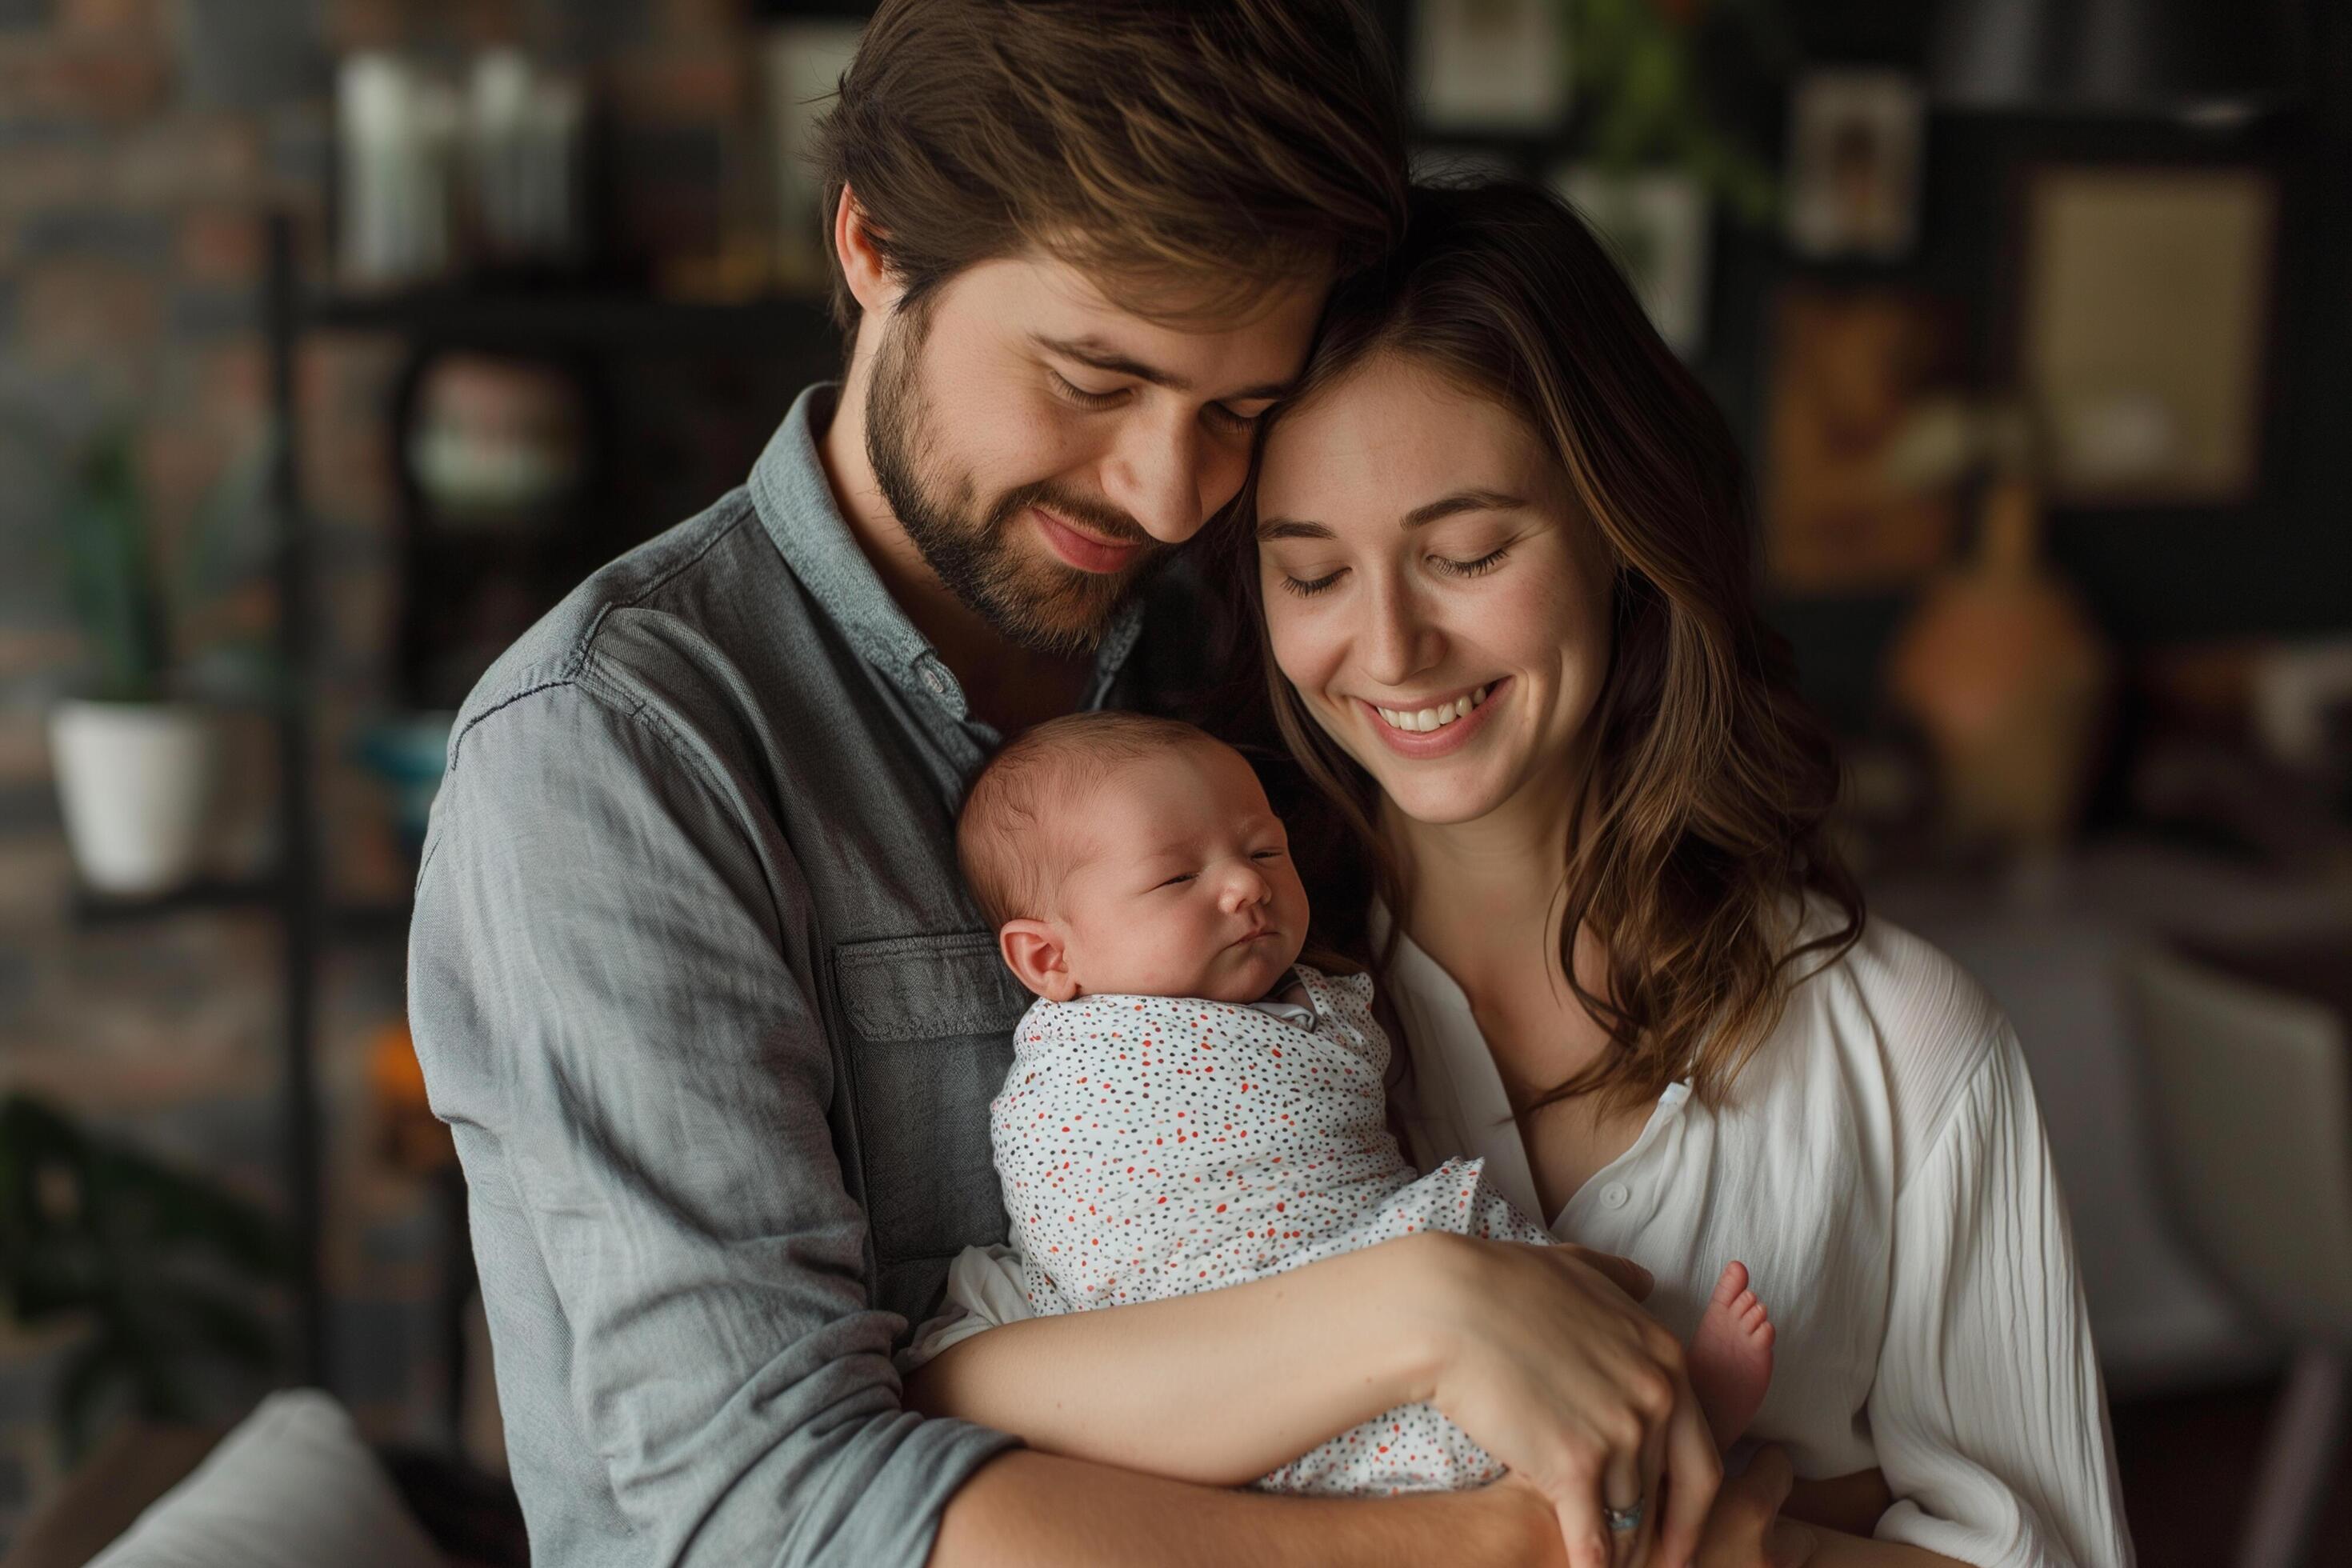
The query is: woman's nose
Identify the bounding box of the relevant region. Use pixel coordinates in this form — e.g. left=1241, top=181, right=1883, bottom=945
left=1362, top=576, right=1441, bottom=688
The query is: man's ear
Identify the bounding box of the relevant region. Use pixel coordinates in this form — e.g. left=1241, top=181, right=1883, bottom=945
left=832, top=184, right=901, bottom=318
left=1000, top=920, right=1078, bottom=1002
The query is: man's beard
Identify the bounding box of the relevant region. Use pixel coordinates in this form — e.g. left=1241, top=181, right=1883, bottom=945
left=865, top=303, right=1163, bottom=659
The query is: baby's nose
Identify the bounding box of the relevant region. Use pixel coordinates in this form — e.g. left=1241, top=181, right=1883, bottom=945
left=1220, top=866, right=1271, bottom=910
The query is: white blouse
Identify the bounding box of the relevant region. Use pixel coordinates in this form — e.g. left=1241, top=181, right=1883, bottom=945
left=910, top=908, right=2137, bottom=1568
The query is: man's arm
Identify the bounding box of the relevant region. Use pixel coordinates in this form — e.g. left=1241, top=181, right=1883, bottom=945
left=906, top=1238, right=1448, bottom=1485
left=410, top=674, right=1018, bottom=1568
left=934, top=1450, right=1567, bottom=1568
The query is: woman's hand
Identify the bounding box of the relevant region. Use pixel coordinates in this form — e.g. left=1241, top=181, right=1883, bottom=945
left=1693, top=1447, right=1819, bottom=1568
left=1402, top=1233, right=1723, bottom=1568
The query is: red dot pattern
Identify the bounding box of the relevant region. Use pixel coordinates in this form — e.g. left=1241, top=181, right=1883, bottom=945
left=990, top=965, right=1554, bottom=1494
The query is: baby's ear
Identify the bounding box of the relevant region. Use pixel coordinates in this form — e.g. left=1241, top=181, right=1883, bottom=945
left=999, top=920, right=1077, bottom=1002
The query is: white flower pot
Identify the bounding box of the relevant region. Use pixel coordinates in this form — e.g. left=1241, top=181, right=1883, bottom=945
left=49, top=699, right=218, bottom=897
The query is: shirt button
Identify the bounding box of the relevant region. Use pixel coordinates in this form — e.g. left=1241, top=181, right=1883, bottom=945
left=922, top=664, right=949, bottom=694
left=1600, top=1182, right=1630, bottom=1210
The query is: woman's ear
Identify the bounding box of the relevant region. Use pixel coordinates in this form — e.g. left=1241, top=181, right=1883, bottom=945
left=1000, top=920, right=1078, bottom=1002
left=832, top=184, right=902, bottom=318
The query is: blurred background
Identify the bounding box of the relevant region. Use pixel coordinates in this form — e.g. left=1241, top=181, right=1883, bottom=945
left=0, top=2, right=2347, bottom=1564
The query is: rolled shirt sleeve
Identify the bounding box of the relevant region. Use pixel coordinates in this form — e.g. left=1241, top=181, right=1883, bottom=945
left=1867, top=1023, right=2137, bottom=1568
left=408, top=673, right=1018, bottom=1567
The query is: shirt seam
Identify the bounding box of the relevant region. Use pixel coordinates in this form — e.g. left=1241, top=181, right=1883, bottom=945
left=569, top=494, right=757, bottom=669
left=1888, top=1024, right=2002, bottom=1208
left=443, top=497, right=758, bottom=774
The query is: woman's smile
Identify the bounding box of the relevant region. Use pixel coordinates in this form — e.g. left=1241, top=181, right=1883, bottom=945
left=1354, top=677, right=1508, bottom=758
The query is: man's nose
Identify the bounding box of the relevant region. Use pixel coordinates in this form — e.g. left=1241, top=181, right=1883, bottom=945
left=1101, top=408, right=1212, bottom=545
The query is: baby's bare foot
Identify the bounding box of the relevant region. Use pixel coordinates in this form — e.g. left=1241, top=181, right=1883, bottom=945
left=1689, top=1259, right=1774, bottom=1447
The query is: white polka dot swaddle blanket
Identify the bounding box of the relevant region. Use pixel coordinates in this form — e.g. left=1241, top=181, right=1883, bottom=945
left=990, top=963, right=1554, bottom=1495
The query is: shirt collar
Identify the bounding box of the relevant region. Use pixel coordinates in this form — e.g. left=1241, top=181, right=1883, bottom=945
left=749, top=383, right=1149, bottom=722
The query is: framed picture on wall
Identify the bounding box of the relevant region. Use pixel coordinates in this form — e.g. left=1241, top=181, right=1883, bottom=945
left=1554, top=165, right=1713, bottom=359
left=1763, top=287, right=1965, bottom=594
left=1784, top=69, right=1924, bottom=261
left=1412, top=0, right=1569, bottom=134
left=2019, top=165, right=2279, bottom=506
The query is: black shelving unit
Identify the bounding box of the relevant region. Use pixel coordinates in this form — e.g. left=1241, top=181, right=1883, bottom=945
left=78, top=215, right=842, bottom=1402
left=226, top=211, right=834, bottom=1395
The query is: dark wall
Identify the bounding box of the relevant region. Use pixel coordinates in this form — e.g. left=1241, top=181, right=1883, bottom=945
left=1742, top=0, right=2352, bottom=728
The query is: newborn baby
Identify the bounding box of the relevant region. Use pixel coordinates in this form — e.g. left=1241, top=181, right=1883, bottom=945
left=954, top=711, right=1774, bottom=1495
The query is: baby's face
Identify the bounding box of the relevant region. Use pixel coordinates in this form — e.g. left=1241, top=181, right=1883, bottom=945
left=1038, top=742, right=1310, bottom=1004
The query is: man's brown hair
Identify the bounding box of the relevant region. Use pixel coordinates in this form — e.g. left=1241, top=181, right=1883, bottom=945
left=810, top=0, right=1409, bottom=330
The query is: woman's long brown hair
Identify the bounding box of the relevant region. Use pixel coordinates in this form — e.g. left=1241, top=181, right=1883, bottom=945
left=1225, top=180, right=1863, bottom=1116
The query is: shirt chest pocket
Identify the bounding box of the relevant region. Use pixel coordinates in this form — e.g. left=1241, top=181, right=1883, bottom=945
left=834, top=930, right=1033, bottom=1263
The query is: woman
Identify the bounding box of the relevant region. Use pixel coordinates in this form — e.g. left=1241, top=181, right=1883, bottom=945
left=910, top=181, right=2133, bottom=1568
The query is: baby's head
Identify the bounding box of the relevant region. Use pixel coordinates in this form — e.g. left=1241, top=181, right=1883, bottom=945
left=958, top=713, right=1310, bottom=1006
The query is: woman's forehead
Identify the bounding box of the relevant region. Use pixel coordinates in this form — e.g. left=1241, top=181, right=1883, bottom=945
left=1257, top=368, right=1554, bottom=534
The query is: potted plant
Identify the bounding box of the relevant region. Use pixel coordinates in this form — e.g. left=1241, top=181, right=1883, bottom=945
left=0, top=1094, right=287, bottom=1458
left=46, top=426, right=239, bottom=898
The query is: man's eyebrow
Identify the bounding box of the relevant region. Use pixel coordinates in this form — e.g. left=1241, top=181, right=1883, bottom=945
left=1032, top=334, right=1290, bottom=403
left=1256, top=490, right=1526, bottom=542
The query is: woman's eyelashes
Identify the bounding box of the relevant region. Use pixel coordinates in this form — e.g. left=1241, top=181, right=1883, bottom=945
left=1048, top=370, right=1262, bottom=434
left=1278, top=568, right=1345, bottom=599
left=1272, top=545, right=1515, bottom=598
left=1435, top=546, right=1511, bottom=578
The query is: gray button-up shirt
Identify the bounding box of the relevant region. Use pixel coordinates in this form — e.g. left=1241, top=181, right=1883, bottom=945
left=408, top=385, right=1172, bottom=1566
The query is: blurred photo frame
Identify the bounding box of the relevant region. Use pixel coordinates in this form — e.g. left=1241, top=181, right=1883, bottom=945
left=1763, top=287, right=1965, bottom=594
left=2019, top=165, right=2278, bottom=506
left=763, top=19, right=865, bottom=292
left=1412, top=0, right=1569, bottom=134
left=1554, top=165, right=1713, bottom=359
left=1785, top=69, right=1924, bottom=261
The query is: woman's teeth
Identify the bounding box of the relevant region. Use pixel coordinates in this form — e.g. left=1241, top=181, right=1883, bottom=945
left=1375, top=685, right=1491, bottom=734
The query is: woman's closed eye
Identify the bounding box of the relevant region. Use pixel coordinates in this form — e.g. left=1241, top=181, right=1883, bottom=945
left=1278, top=567, right=1345, bottom=599
left=1435, top=546, right=1511, bottom=578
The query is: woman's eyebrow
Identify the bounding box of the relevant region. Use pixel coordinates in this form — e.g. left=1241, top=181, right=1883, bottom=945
left=1257, top=489, right=1526, bottom=542
left=1402, top=489, right=1526, bottom=527
left=1256, top=515, right=1333, bottom=541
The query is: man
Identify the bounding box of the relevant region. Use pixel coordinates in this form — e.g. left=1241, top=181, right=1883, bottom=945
left=406, top=2, right=1473, bottom=1562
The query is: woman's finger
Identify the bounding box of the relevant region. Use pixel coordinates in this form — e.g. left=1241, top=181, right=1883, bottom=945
left=1601, top=1437, right=1647, bottom=1566
left=1653, top=1378, right=1723, bottom=1568
left=1554, top=1486, right=1618, bottom=1568
left=1625, top=1371, right=1673, bottom=1567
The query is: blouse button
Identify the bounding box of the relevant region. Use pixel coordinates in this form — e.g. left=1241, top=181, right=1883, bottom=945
left=1600, top=1182, right=1630, bottom=1210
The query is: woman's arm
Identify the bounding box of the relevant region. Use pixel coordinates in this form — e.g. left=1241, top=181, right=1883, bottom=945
left=910, top=1230, right=1724, bottom=1568
left=1865, top=1023, right=2136, bottom=1567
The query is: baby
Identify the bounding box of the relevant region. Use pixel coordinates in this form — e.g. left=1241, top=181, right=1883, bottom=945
left=954, top=711, right=1774, bottom=1495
